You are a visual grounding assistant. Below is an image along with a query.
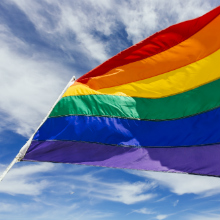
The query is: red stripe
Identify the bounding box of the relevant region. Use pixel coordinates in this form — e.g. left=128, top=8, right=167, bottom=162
left=77, top=6, right=220, bottom=84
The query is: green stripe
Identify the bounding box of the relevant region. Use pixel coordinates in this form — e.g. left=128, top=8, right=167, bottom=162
left=49, top=78, right=220, bottom=120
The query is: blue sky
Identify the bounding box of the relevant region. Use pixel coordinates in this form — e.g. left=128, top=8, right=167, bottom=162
left=1, top=1, right=220, bottom=220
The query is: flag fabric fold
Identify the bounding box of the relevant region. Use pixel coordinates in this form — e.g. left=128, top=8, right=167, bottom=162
left=23, top=6, right=220, bottom=177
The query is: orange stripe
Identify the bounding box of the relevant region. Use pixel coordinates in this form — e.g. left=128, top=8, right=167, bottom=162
left=77, top=6, right=220, bottom=83
left=78, top=14, right=220, bottom=90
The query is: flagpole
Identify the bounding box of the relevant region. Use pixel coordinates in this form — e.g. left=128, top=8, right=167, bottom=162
left=0, top=76, right=75, bottom=182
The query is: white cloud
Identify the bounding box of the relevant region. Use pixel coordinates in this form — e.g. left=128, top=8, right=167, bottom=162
left=0, top=24, right=73, bottom=137
left=72, top=173, right=156, bottom=205
left=93, top=181, right=154, bottom=205
left=7, top=0, right=213, bottom=57
left=173, top=199, right=179, bottom=207
left=131, top=207, right=155, bottom=215
left=118, top=1, right=158, bottom=43
left=57, top=5, right=109, bottom=63
left=0, top=199, right=113, bottom=220
left=0, top=163, right=54, bottom=195
left=168, top=0, right=212, bottom=22
left=188, top=214, right=220, bottom=220
left=34, top=206, right=113, bottom=220
left=114, top=0, right=212, bottom=44
left=74, top=211, right=114, bottom=220
left=128, top=207, right=171, bottom=220
left=129, top=170, right=220, bottom=196
left=8, top=0, right=111, bottom=63
left=155, top=195, right=171, bottom=203
left=0, top=162, right=155, bottom=205
left=0, top=203, right=14, bottom=212
left=156, top=214, right=168, bottom=220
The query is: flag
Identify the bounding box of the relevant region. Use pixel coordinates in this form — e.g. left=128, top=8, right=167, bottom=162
left=22, top=6, right=220, bottom=177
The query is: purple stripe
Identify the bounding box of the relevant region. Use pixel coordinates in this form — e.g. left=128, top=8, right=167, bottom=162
left=23, top=140, right=220, bottom=176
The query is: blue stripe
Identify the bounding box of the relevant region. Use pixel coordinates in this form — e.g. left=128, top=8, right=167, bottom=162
left=33, top=107, right=220, bottom=147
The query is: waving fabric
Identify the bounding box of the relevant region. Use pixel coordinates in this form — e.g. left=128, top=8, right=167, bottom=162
left=23, top=6, right=220, bottom=177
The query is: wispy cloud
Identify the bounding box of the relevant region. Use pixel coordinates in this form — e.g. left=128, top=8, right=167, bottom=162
left=93, top=181, right=155, bottom=205
left=34, top=208, right=114, bottom=220
left=0, top=164, right=155, bottom=219
left=7, top=0, right=111, bottom=63
left=0, top=23, right=73, bottom=137
left=69, top=172, right=156, bottom=205
left=188, top=214, right=220, bottom=220
left=0, top=163, right=54, bottom=195
left=129, top=171, right=220, bottom=196
left=112, top=0, right=212, bottom=44
left=0, top=202, right=15, bottom=212
left=155, top=195, right=171, bottom=203
left=0, top=163, right=155, bottom=205
left=156, top=214, right=169, bottom=220
left=0, top=199, right=113, bottom=220
left=128, top=207, right=155, bottom=215
left=173, top=199, right=179, bottom=207
left=5, top=0, right=213, bottom=60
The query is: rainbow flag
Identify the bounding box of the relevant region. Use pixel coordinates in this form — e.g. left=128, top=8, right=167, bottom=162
left=22, top=6, right=220, bottom=176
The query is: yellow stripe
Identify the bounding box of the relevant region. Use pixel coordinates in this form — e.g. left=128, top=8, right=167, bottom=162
left=64, top=84, right=101, bottom=97
left=63, top=83, right=129, bottom=97
left=64, top=48, right=220, bottom=98
left=98, top=48, right=220, bottom=98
